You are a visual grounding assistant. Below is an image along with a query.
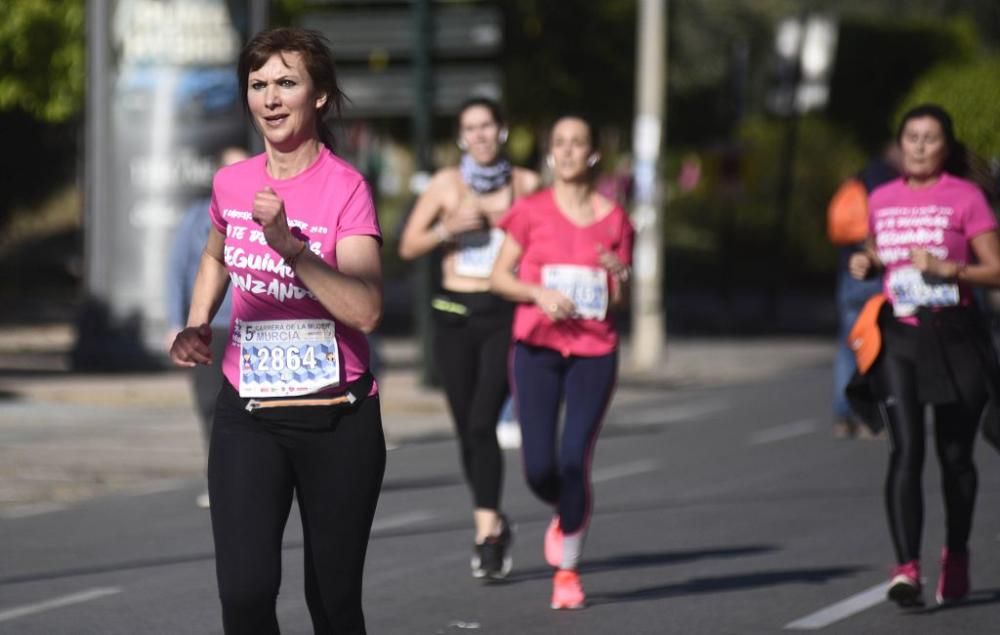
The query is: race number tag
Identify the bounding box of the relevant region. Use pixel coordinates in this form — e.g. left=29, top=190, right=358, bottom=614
left=887, top=266, right=959, bottom=317
left=541, top=264, right=609, bottom=321
left=454, top=228, right=505, bottom=278
left=238, top=319, right=340, bottom=397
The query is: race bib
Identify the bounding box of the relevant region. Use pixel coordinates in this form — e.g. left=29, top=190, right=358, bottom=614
left=454, top=228, right=505, bottom=278
left=238, top=319, right=340, bottom=397
left=541, top=264, right=609, bottom=321
left=887, top=266, right=959, bottom=317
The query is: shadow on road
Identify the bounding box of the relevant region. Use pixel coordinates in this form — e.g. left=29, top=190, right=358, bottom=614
left=586, top=565, right=866, bottom=606
left=500, top=544, right=778, bottom=584
left=381, top=474, right=464, bottom=492
left=0, top=551, right=218, bottom=587
left=915, top=588, right=1000, bottom=614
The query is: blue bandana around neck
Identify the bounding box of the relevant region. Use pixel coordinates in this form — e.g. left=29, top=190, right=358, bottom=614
left=460, top=153, right=512, bottom=194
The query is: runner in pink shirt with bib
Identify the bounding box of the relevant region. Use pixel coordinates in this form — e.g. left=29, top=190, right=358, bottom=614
left=169, top=28, right=384, bottom=635
left=492, top=115, right=634, bottom=610
left=849, top=104, right=1000, bottom=610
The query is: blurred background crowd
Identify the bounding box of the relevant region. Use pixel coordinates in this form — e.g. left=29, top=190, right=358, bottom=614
left=0, top=0, right=997, bottom=354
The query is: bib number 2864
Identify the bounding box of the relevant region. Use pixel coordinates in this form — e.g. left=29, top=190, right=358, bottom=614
left=239, top=319, right=340, bottom=398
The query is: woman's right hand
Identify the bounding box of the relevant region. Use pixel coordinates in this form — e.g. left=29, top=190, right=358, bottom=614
left=848, top=252, right=872, bottom=280
left=532, top=287, right=576, bottom=321
left=441, top=195, right=486, bottom=236
left=169, top=324, right=214, bottom=367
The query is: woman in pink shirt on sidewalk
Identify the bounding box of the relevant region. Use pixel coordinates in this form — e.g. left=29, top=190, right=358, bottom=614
left=490, top=115, right=635, bottom=609
left=849, top=104, right=1000, bottom=609
left=170, top=28, right=384, bottom=634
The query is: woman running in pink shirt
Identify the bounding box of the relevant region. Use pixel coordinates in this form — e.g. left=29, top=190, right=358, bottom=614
left=170, top=28, right=384, bottom=634
left=849, top=104, right=1000, bottom=608
left=490, top=115, right=635, bottom=609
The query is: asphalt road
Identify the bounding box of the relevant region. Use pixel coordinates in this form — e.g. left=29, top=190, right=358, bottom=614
left=2, top=364, right=999, bottom=634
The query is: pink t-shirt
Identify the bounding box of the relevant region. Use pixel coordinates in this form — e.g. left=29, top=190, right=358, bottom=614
left=498, top=189, right=635, bottom=357
left=869, top=173, right=996, bottom=323
left=209, top=148, right=382, bottom=394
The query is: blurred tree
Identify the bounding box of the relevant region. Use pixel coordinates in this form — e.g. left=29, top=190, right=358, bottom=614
left=896, top=54, right=1000, bottom=158
left=0, top=0, right=85, bottom=123
left=827, top=16, right=978, bottom=151
left=501, top=0, right=636, bottom=129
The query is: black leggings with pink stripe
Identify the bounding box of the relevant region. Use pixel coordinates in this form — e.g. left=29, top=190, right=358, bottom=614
left=511, top=342, right=617, bottom=534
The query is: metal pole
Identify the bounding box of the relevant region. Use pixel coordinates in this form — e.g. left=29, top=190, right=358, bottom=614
left=767, top=12, right=807, bottom=322
left=412, top=0, right=437, bottom=386
left=84, top=0, right=111, bottom=302
left=248, top=0, right=268, bottom=35
left=630, top=0, right=667, bottom=371
left=246, top=0, right=269, bottom=155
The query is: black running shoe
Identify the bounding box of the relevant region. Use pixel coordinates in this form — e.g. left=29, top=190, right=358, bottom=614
left=478, top=515, right=514, bottom=580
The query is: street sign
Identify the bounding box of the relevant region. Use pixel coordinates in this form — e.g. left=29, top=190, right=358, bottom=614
left=339, top=65, right=501, bottom=117
left=302, top=5, right=502, bottom=60
left=79, top=0, right=250, bottom=369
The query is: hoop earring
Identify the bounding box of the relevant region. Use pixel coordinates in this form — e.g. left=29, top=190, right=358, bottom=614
left=498, top=128, right=509, bottom=144
left=457, top=138, right=468, bottom=151
left=545, top=155, right=555, bottom=169
left=587, top=154, right=600, bottom=168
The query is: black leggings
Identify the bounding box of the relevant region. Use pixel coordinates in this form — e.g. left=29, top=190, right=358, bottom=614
left=209, top=382, right=385, bottom=635
left=432, top=292, right=512, bottom=510
left=875, top=352, right=984, bottom=564
left=511, top=343, right=617, bottom=534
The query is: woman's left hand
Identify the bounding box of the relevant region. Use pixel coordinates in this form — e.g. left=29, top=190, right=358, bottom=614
left=596, top=244, right=630, bottom=283
left=254, top=187, right=302, bottom=259
left=910, top=247, right=959, bottom=279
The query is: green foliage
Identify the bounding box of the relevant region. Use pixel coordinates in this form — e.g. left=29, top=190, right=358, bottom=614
left=896, top=55, right=1000, bottom=157
left=827, top=15, right=978, bottom=150
left=665, top=115, right=866, bottom=289
left=502, top=0, right=636, bottom=128
left=0, top=0, right=85, bottom=123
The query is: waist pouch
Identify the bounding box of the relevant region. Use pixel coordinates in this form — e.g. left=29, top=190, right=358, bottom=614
left=222, top=371, right=374, bottom=430
left=432, top=291, right=513, bottom=326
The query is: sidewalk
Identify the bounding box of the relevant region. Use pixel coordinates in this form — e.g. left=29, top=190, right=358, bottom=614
left=0, top=324, right=834, bottom=510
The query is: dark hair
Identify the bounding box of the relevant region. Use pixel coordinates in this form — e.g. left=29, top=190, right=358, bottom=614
left=457, top=96, right=505, bottom=127
left=895, top=103, right=995, bottom=199
left=238, top=28, right=346, bottom=151
left=549, top=113, right=600, bottom=152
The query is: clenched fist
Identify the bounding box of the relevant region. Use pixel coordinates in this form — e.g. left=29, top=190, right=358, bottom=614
left=253, top=187, right=301, bottom=259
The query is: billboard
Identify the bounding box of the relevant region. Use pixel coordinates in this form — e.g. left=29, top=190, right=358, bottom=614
left=79, top=0, right=249, bottom=368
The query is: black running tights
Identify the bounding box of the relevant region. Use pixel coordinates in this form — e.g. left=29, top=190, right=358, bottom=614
left=433, top=301, right=511, bottom=510
left=208, top=383, right=386, bottom=635
left=876, top=353, right=983, bottom=564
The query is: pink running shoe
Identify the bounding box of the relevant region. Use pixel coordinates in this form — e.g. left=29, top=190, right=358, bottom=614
left=550, top=569, right=585, bottom=610
left=544, top=516, right=563, bottom=568
left=887, top=559, right=923, bottom=608
left=936, top=547, right=970, bottom=605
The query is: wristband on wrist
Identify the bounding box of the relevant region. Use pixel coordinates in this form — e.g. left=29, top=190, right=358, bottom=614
left=286, top=240, right=308, bottom=268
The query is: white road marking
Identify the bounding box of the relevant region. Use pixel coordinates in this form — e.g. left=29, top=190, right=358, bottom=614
left=123, top=478, right=189, bottom=496
left=749, top=419, right=821, bottom=445
left=0, top=502, right=68, bottom=519
left=616, top=401, right=728, bottom=427
left=783, top=581, right=888, bottom=630
left=0, top=587, right=122, bottom=623
left=592, top=460, right=658, bottom=483
left=371, top=510, right=435, bottom=532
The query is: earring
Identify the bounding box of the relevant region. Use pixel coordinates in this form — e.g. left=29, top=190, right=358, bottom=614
left=498, top=128, right=509, bottom=144
left=587, top=154, right=600, bottom=168
left=457, top=138, right=468, bottom=151
left=545, top=155, right=555, bottom=169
